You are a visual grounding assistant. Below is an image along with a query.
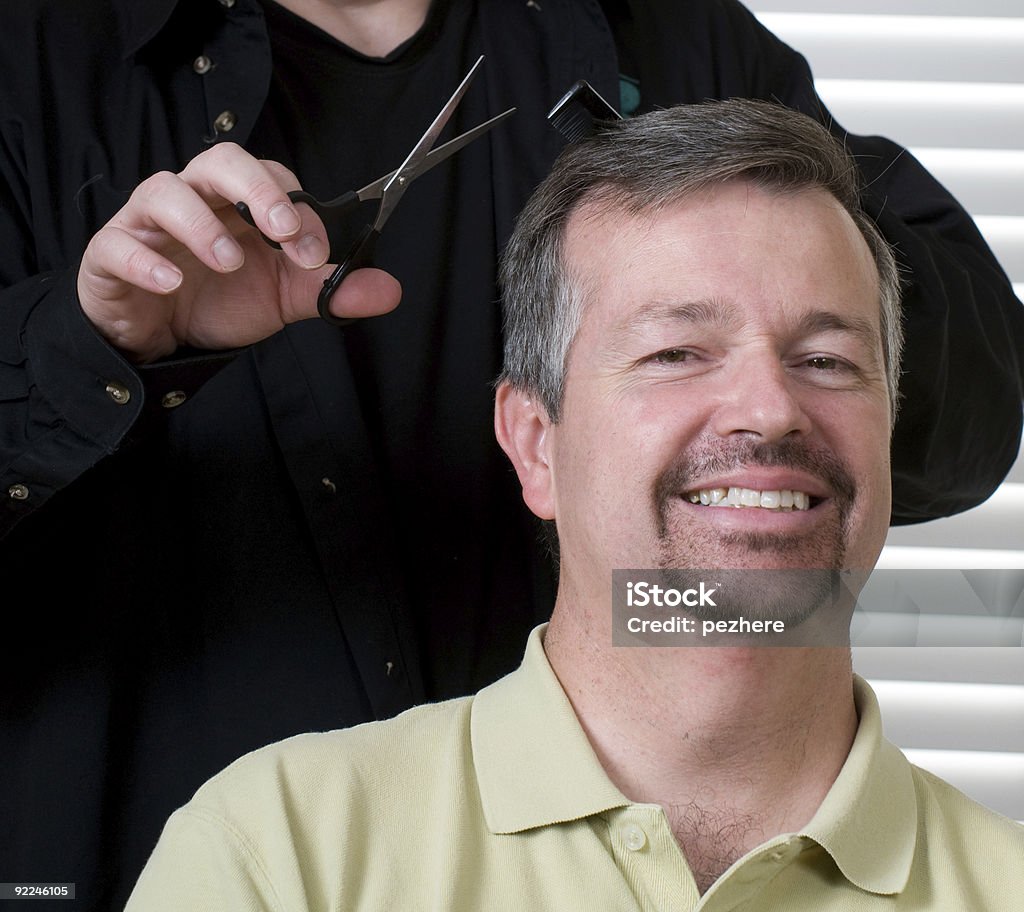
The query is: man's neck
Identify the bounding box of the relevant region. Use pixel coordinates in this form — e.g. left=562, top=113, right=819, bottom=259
left=270, top=0, right=432, bottom=58
left=544, top=605, right=858, bottom=894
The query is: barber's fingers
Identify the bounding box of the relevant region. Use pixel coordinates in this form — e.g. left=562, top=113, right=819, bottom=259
left=110, top=167, right=243, bottom=257
left=85, top=171, right=247, bottom=308
left=257, top=159, right=334, bottom=270
left=81, top=223, right=187, bottom=299
left=176, top=144, right=330, bottom=269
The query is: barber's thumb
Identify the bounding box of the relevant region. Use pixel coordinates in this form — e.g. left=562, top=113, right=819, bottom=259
left=317, top=267, right=402, bottom=322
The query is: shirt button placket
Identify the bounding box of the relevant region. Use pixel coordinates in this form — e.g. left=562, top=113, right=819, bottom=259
left=206, top=0, right=239, bottom=142
left=623, top=824, right=647, bottom=852
left=105, top=381, right=131, bottom=405
left=213, top=110, right=237, bottom=134
left=8, top=483, right=29, bottom=502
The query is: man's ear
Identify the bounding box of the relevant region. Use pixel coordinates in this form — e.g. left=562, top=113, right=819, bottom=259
left=494, top=382, right=556, bottom=520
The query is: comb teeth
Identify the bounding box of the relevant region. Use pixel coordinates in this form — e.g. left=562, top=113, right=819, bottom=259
left=552, top=109, right=593, bottom=143
left=547, top=80, right=622, bottom=143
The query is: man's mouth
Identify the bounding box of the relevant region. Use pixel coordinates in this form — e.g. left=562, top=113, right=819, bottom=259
left=682, top=487, right=822, bottom=511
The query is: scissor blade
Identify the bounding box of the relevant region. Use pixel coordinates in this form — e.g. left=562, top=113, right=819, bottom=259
left=373, top=55, right=485, bottom=227
left=354, top=107, right=515, bottom=203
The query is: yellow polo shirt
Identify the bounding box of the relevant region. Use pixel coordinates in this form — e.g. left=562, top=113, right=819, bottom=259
left=127, top=627, right=1023, bottom=911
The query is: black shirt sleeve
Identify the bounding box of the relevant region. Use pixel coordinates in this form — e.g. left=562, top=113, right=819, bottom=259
left=0, top=270, right=144, bottom=532
left=0, top=243, right=239, bottom=539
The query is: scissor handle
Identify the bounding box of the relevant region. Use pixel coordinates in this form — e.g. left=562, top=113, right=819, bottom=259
left=317, top=223, right=381, bottom=326
left=235, top=189, right=362, bottom=256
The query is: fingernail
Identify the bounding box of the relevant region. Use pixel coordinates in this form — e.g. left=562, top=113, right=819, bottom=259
left=268, top=203, right=300, bottom=237
left=296, top=234, right=327, bottom=268
left=153, top=264, right=182, bottom=291
left=213, top=235, right=244, bottom=270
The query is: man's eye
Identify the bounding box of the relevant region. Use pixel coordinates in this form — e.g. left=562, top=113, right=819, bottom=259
left=807, top=356, right=840, bottom=371
left=654, top=349, right=693, bottom=364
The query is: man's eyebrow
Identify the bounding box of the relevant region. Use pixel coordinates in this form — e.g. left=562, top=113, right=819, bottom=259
left=795, top=310, right=880, bottom=350
left=614, top=298, right=738, bottom=336
left=611, top=301, right=881, bottom=350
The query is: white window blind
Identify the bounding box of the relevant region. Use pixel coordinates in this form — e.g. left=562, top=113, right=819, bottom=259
left=746, top=0, right=1024, bottom=822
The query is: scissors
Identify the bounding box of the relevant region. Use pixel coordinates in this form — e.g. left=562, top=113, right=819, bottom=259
left=236, top=56, right=513, bottom=326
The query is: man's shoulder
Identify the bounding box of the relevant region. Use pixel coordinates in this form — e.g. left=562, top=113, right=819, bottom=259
left=191, top=695, right=476, bottom=821
left=130, top=696, right=485, bottom=910
left=911, top=762, right=1024, bottom=842
left=908, top=762, right=1024, bottom=899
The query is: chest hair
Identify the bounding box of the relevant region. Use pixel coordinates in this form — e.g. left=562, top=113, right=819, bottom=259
left=666, top=800, right=768, bottom=895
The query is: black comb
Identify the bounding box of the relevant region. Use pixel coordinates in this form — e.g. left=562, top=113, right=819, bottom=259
left=547, top=80, right=622, bottom=143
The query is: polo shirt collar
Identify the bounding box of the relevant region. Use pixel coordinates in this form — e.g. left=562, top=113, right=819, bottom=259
left=471, top=626, right=629, bottom=833
left=799, top=675, right=918, bottom=894
left=472, top=627, right=919, bottom=896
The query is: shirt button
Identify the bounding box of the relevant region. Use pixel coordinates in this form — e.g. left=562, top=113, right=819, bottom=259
left=161, top=390, right=187, bottom=409
left=193, top=55, right=213, bottom=74
left=105, top=381, right=131, bottom=405
left=623, top=824, right=647, bottom=851
left=8, top=484, right=29, bottom=501
left=214, top=110, right=237, bottom=133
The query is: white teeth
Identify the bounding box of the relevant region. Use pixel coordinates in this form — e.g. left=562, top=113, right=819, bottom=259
left=740, top=488, right=760, bottom=507
left=684, top=487, right=815, bottom=511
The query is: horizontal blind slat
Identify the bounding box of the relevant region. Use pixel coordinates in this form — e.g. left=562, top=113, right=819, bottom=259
left=909, top=149, right=1024, bottom=216
left=748, top=1, right=1024, bottom=17
left=853, top=646, right=1024, bottom=684
left=885, top=485, right=1024, bottom=551
left=756, top=14, right=1024, bottom=84
left=868, top=681, right=1024, bottom=751
left=876, top=547, right=1024, bottom=569
left=815, top=79, right=1024, bottom=150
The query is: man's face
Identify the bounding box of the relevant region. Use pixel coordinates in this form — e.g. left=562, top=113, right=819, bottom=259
left=507, top=181, right=892, bottom=608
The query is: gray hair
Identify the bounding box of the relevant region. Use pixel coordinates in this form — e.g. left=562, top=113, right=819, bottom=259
left=499, top=98, right=904, bottom=423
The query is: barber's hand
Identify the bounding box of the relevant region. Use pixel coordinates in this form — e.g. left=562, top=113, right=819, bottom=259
left=77, top=143, right=401, bottom=363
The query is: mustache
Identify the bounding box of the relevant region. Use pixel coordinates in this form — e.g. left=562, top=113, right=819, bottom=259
left=654, top=438, right=857, bottom=519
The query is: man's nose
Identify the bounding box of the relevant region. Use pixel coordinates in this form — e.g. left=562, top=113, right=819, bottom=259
left=709, top=351, right=813, bottom=442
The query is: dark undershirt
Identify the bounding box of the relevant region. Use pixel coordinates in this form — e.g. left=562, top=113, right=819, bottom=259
left=249, top=1, right=544, bottom=697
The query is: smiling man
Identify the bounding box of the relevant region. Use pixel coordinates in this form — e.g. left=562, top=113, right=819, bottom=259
left=126, top=100, right=1022, bottom=912
left=502, top=180, right=893, bottom=642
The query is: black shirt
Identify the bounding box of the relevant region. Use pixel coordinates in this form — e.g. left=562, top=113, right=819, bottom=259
left=250, top=0, right=532, bottom=699
left=0, top=1, right=1021, bottom=910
